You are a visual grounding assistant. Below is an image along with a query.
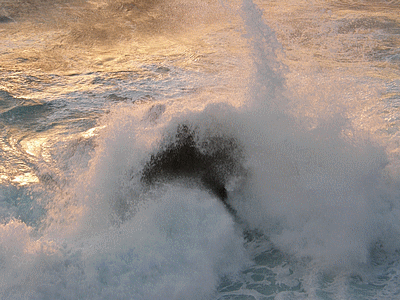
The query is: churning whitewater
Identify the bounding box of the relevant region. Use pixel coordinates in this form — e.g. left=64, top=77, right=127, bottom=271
left=1, top=0, right=400, bottom=299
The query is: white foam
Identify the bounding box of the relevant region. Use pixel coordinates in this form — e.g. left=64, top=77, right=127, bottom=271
left=232, top=0, right=400, bottom=272
left=2, top=1, right=400, bottom=299
left=0, top=186, right=249, bottom=299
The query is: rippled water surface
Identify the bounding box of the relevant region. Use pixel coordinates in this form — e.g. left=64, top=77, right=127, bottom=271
left=1, top=0, right=400, bottom=299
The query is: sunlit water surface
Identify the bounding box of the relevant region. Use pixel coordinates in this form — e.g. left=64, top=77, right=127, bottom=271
left=1, top=0, right=400, bottom=299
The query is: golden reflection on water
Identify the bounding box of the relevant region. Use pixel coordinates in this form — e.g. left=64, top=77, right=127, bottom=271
left=11, top=172, right=39, bottom=186
left=0, top=122, right=110, bottom=187
left=0, top=0, right=248, bottom=188
left=81, top=125, right=106, bottom=139
left=0, top=0, right=239, bottom=75
left=22, top=137, right=47, bottom=157
left=0, top=170, right=39, bottom=186
left=0, top=135, right=44, bottom=186
left=2, top=0, right=397, bottom=184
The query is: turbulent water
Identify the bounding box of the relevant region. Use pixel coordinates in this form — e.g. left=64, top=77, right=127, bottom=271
left=1, top=0, right=400, bottom=299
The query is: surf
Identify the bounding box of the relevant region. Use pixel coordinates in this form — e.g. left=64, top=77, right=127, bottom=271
left=1, top=0, right=400, bottom=299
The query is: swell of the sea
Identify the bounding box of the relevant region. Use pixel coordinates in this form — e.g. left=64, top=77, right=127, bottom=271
left=1, top=0, right=400, bottom=299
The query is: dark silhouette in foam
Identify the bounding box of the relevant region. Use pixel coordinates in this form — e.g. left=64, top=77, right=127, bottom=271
left=0, top=16, right=13, bottom=23
left=141, top=124, right=244, bottom=214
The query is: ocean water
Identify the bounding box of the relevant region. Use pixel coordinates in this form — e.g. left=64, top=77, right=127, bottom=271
left=1, top=0, right=400, bottom=299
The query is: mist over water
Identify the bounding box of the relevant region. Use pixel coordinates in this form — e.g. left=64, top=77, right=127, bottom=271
left=1, top=0, right=400, bottom=299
